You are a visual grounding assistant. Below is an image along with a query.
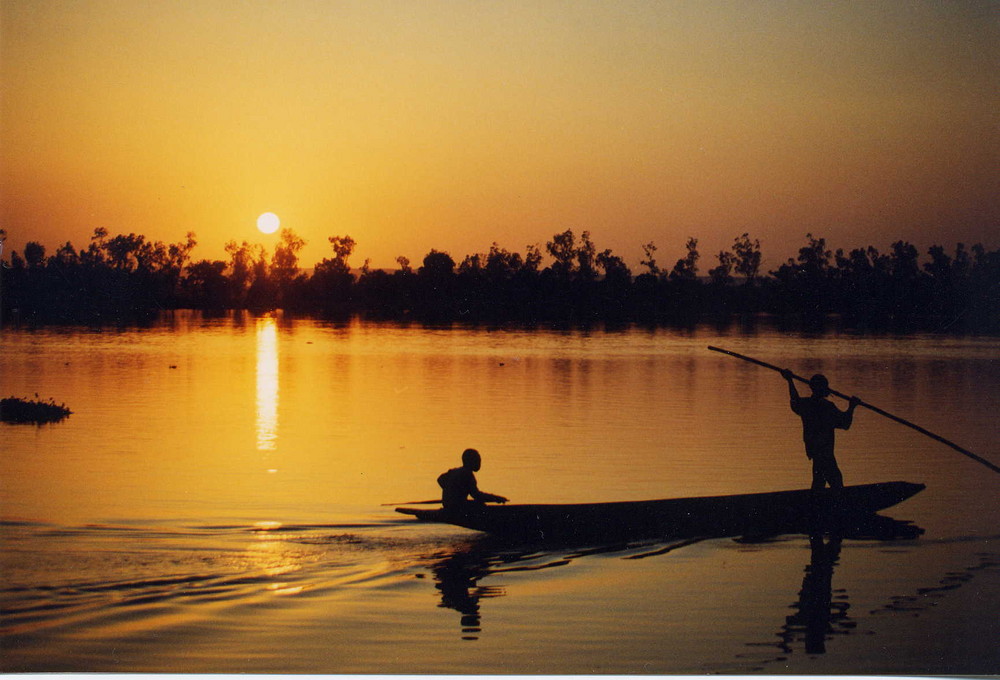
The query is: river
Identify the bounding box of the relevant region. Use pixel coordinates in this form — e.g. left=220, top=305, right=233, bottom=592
left=2, top=312, right=998, bottom=673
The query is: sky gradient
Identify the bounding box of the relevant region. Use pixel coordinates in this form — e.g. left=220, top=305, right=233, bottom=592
left=2, top=0, right=997, bottom=270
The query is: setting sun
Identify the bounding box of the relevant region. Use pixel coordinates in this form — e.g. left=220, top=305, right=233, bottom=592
left=257, top=212, right=280, bottom=235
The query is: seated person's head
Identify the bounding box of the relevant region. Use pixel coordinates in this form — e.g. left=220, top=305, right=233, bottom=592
left=462, top=448, right=481, bottom=471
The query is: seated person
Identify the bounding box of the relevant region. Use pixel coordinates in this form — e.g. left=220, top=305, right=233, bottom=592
left=438, top=448, right=508, bottom=510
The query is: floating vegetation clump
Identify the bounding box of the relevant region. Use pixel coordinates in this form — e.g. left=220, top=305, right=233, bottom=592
left=1, top=395, right=73, bottom=424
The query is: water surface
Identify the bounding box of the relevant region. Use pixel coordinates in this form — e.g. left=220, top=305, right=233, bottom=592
left=2, top=313, right=998, bottom=673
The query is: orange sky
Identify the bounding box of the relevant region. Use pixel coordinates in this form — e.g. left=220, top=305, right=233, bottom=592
left=2, top=0, right=997, bottom=270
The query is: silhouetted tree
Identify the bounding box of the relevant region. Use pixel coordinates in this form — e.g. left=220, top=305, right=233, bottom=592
left=886, top=240, right=924, bottom=318
left=546, top=229, right=578, bottom=279
left=53, top=242, right=80, bottom=267
left=732, top=233, right=762, bottom=284
left=155, top=231, right=197, bottom=306
left=669, top=237, right=700, bottom=281
left=485, top=243, right=522, bottom=281
left=455, top=252, right=487, bottom=318
left=103, top=233, right=147, bottom=271
left=416, top=249, right=457, bottom=317
left=662, top=237, right=703, bottom=317
left=595, top=247, right=632, bottom=318
left=524, top=244, right=543, bottom=273
left=2, top=228, right=198, bottom=322
left=24, top=242, right=45, bottom=269
left=771, top=234, right=834, bottom=316
left=831, top=245, right=891, bottom=325
left=709, top=250, right=735, bottom=286
left=80, top=227, right=109, bottom=267
left=640, top=241, right=660, bottom=278
left=922, top=243, right=974, bottom=325
left=420, top=249, right=456, bottom=278
left=224, top=240, right=265, bottom=307
left=326, top=235, right=357, bottom=274
left=270, top=228, right=307, bottom=307
left=597, top=249, right=630, bottom=283
left=5, top=225, right=999, bottom=331
left=969, top=244, right=1000, bottom=329
left=245, top=243, right=274, bottom=310
left=457, top=252, right=485, bottom=275
left=183, top=260, right=229, bottom=308
left=311, top=235, right=356, bottom=314
left=576, top=231, right=598, bottom=282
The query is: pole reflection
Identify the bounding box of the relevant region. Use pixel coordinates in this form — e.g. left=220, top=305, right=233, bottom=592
left=256, top=315, right=279, bottom=452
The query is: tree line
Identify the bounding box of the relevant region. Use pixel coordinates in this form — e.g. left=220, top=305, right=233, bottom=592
left=2, top=227, right=997, bottom=331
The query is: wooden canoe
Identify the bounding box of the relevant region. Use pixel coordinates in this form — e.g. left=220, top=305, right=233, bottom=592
left=396, top=481, right=925, bottom=542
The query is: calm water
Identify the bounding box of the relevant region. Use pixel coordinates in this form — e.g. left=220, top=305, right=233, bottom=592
left=2, top=312, right=998, bottom=674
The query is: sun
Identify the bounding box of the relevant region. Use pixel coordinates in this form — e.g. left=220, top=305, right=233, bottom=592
left=257, top=212, right=280, bottom=234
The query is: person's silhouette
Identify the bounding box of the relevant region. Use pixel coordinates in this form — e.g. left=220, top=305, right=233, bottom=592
left=783, top=533, right=848, bottom=655
left=782, top=371, right=860, bottom=491
left=438, top=448, right=508, bottom=510
left=431, top=545, right=506, bottom=640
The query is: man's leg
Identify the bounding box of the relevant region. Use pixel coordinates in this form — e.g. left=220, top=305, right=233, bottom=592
left=826, top=457, right=844, bottom=490
left=814, top=455, right=844, bottom=491
left=811, top=456, right=827, bottom=491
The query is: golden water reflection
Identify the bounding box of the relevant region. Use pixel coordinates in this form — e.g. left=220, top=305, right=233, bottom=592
left=256, top=316, right=279, bottom=452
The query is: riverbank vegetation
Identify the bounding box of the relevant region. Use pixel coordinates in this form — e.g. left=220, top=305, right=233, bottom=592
left=1, top=395, right=73, bottom=424
left=2, top=227, right=997, bottom=332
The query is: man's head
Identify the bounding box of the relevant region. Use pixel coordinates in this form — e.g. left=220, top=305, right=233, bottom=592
left=461, top=448, right=482, bottom=471
left=808, top=374, right=830, bottom=397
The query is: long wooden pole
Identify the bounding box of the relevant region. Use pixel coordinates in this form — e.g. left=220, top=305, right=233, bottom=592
left=707, top=345, right=1000, bottom=476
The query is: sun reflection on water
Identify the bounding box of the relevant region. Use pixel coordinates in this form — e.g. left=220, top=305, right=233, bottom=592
left=256, top=316, right=279, bottom=452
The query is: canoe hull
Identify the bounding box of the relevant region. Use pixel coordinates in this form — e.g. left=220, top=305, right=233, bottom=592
left=396, top=481, right=925, bottom=542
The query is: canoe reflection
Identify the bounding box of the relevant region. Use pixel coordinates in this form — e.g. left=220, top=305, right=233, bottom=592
left=738, top=513, right=924, bottom=667
left=426, top=513, right=922, bottom=645
left=781, top=514, right=923, bottom=656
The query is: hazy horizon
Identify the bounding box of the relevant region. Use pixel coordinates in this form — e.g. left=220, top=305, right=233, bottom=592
left=2, top=1, right=997, bottom=270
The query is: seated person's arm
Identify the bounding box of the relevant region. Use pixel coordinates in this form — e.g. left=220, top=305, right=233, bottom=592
left=470, top=483, right=508, bottom=504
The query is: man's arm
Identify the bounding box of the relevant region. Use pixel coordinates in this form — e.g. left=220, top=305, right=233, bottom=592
left=475, top=491, right=509, bottom=504
left=838, top=396, right=861, bottom=429
left=781, top=369, right=800, bottom=403
left=468, top=474, right=508, bottom=504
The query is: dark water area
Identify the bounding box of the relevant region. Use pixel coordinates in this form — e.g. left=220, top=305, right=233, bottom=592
left=2, top=312, right=998, bottom=673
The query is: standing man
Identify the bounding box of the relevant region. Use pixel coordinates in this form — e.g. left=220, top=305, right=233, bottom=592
left=782, top=370, right=861, bottom=491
